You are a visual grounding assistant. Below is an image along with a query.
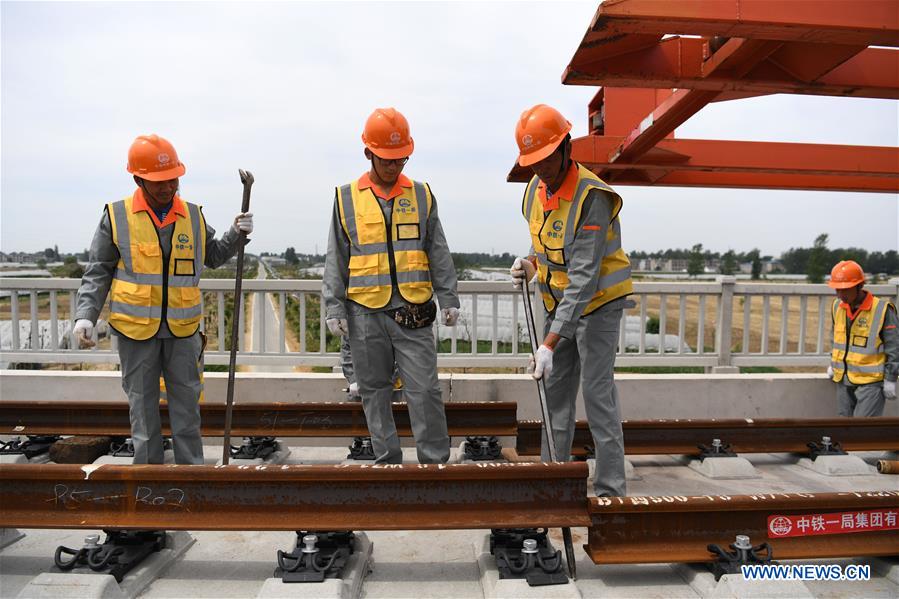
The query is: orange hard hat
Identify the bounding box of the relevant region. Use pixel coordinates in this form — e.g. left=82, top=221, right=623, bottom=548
left=362, top=108, right=414, bottom=159
left=828, top=260, right=865, bottom=289
left=126, top=134, right=186, bottom=181
left=515, top=104, right=572, bottom=167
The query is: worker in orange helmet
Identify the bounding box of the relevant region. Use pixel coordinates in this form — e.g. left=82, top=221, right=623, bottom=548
left=826, top=260, right=898, bottom=416
left=72, top=134, right=253, bottom=464
left=322, top=108, right=460, bottom=464
left=510, top=104, right=633, bottom=497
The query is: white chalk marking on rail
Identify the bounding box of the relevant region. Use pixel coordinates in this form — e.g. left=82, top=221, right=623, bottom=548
left=81, top=464, right=104, bottom=480
left=745, top=418, right=754, bottom=423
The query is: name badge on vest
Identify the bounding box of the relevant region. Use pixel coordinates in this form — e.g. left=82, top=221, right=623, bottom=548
left=396, top=223, right=420, bottom=240
left=174, top=258, right=195, bottom=277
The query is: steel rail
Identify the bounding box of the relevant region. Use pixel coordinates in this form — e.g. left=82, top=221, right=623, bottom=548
left=0, top=462, right=590, bottom=531
left=0, top=401, right=518, bottom=438
left=516, top=417, right=899, bottom=456
left=587, top=491, right=899, bottom=564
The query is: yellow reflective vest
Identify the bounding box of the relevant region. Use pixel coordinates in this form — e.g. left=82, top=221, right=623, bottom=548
left=336, top=179, right=433, bottom=309
left=107, top=196, right=206, bottom=340
left=522, top=163, right=633, bottom=315
left=831, top=294, right=891, bottom=384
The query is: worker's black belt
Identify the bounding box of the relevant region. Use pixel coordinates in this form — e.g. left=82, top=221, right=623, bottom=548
left=387, top=300, right=437, bottom=329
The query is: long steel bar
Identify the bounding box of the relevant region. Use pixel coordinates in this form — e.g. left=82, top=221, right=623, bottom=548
left=0, top=462, right=590, bottom=531
left=587, top=491, right=899, bottom=564
left=0, top=401, right=518, bottom=438
left=3, top=402, right=896, bottom=452
left=516, top=417, right=899, bottom=456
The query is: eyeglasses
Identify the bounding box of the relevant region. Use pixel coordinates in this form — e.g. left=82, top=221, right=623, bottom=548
left=374, top=155, right=409, bottom=167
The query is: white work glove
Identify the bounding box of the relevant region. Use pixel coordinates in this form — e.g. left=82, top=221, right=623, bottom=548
left=510, top=257, right=536, bottom=290
left=348, top=382, right=360, bottom=398
left=826, top=365, right=834, bottom=379
left=232, top=212, right=254, bottom=234
left=442, top=307, right=460, bottom=326
left=73, top=319, right=95, bottom=349
left=326, top=318, right=348, bottom=337
left=885, top=380, right=897, bottom=400
left=527, top=345, right=554, bottom=380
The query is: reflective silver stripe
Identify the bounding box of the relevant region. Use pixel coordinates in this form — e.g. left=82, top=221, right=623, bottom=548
left=523, top=178, right=539, bottom=219
left=339, top=184, right=358, bottom=245
left=564, top=187, right=583, bottom=237
left=866, top=300, right=888, bottom=350
left=846, top=343, right=884, bottom=356
left=351, top=242, right=387, bottom=255
left=545, top=262, right=567, bottom=272
left=109, top=301, right=162, bottom=319
left=832, top=341, right=847, bottom=352
left=396, top=270, right=430, bottom=284
left=169, top=275, right=197, bottom=288
left=348, top=274, right=393, bottom=288
left=845, top=363, right=885, bottom=374
left=605, top=227, right=622, bottom=255
left=394, top=240, right=426, bottom=252
left=111, top=201, right=134, bottom=271
left=112, top=270, right=164, bottom=286
left=598, top=266, right=632, bottom=289
left=168, top=305, right=202, bottom=320
left=413, top=181, right=429, bottom=232
left=187, top=203, right=204, bottom=285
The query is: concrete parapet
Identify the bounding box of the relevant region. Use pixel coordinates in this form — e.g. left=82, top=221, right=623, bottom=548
left=3, top=371, right=897, bottom=421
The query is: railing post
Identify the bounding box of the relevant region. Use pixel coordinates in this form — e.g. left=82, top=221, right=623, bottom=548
left=712, top=276, right=738, bottom=373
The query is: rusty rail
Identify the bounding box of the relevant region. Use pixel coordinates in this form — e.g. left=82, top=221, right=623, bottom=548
left=0, top=462, right=589, bottom=531
left=587, top=491, right=899, bottom=564
left=517, top=418, right=899, bottom=456
left=4, top=402, right=896, bottom=455
left=0, top=401, right=517, bottom=437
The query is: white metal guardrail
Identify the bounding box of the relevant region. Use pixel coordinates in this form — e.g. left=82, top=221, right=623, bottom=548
left=2, top=277, right=897, bottom=369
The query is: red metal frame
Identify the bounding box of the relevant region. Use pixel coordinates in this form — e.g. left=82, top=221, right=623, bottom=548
left=509, top=0, right=899, bottom=193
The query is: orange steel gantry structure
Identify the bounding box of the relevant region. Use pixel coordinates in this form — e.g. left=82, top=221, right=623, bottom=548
left=509, top=0, right=899, bottom=193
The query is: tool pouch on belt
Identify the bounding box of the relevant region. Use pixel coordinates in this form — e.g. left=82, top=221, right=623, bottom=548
left=388, top=300, right=437, bottom=329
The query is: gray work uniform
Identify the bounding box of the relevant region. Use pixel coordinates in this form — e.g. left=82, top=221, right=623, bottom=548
left=340, top=335, right=401, bottom=394
left=534, top=184, right=628, bottom=498
left=323, top=179, right=459, bottom=464
left=834, top=298, right=899, bottom=417
left=75, top=204, right=244, bottom=464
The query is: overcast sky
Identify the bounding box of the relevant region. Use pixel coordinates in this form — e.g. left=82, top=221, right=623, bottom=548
left=2, top=1, right=897, bottom=258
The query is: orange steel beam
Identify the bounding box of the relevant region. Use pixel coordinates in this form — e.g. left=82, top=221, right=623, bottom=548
left=508, top=138, right=899, bottom=192
left=582, top=0, right=899, bottom=47
left=565, top=37, right=899, bottom=99
left=576, top=138, right=899, bottom=177
left=609, top=38, right=783, bottom=167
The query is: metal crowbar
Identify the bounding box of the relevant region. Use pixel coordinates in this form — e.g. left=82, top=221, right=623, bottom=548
left=222, top=169, right=254, bottom=465
left=520, top=279, right=578, bottom=580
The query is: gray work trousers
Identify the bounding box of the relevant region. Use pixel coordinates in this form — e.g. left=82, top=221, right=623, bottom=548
left=837, top=382, right=885, bottom=417
left=542, top=304, right=627, bottom=497
left=347, top=311, right=449, bottom=464
left=117, top=331, right=205, bottom=464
